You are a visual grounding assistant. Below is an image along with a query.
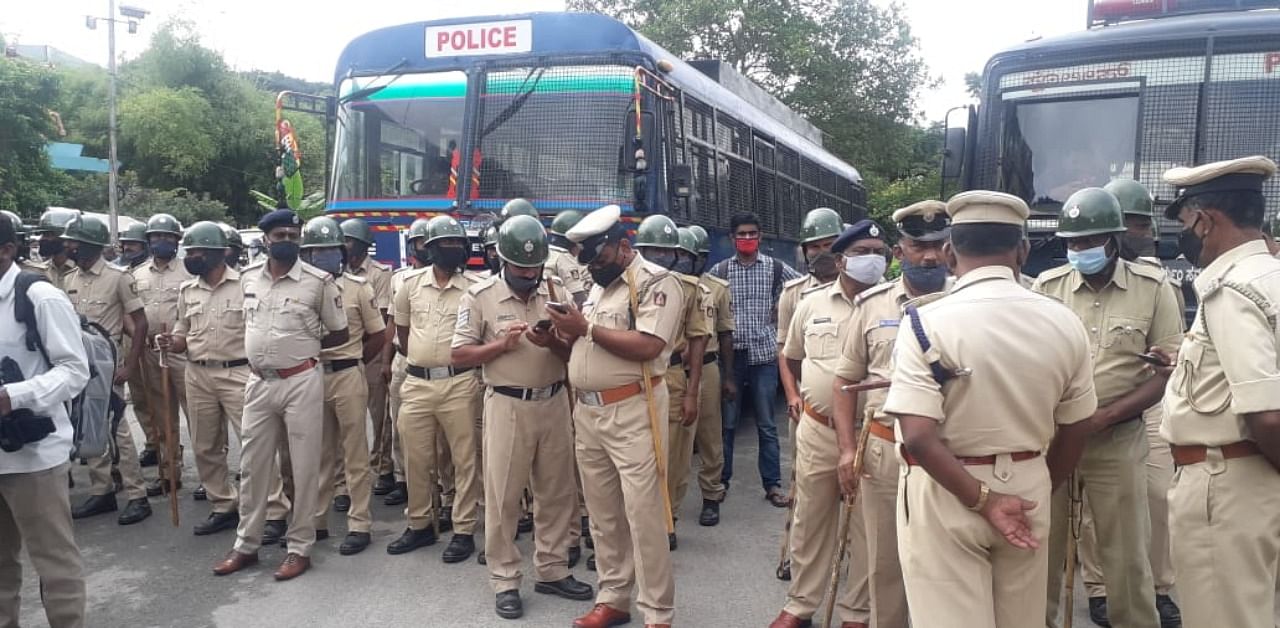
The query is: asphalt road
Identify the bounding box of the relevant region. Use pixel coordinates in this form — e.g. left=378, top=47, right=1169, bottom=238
left=14, top=407, right=1267, bottom=627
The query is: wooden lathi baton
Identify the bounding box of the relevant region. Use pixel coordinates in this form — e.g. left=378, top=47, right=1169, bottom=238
left=157, top=323, right=179, bottom=527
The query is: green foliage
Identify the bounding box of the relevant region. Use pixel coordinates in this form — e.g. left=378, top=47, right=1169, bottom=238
left=119, top=186, right=230, bottom=226
left=0, top=57, right=69, bottom=213
left=118, top=86, right=219, bottom=181
left=964, top=71, right=983, bottom=100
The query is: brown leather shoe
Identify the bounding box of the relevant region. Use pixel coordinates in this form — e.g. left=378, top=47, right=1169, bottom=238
left=273, top=553, right=310, bottom=581
left=769, top=610, right=813, bottom=628
left=572, top=603, right=631, bottom=628
left=212, top=550, right=258, bottom=576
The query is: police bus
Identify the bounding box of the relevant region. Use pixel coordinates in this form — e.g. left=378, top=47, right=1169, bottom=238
left=946, top=0, right=1280, bottom=283
left=325, top=12, right=865, bottom=267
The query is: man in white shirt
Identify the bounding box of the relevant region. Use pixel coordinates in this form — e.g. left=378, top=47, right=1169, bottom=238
left=0, top=216, right=90, bottom=628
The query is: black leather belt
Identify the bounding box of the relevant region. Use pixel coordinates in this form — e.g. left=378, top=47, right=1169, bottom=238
left=407, top=364, right=474, bottom=380
left=670, top=353, right=683, bottom=366
left=491, top=383, right=564, bottom=401
left=323, top=358, right=360, bottom=373
left=190, top=358, right=249, bottom=369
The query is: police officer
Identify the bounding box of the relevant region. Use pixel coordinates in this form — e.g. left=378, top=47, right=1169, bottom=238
left=380, top=218, right=432, bottom=507
left=883, top=191, right=1098, bottom=627
left=31, top=208, right=78, bottom=290
left=1034, top=188, right=1181, bottom=628
left=771, top=220, right=887, bottom=628
left=117, top=221, right=159, bottom=466
left=211, top=209, right=348, bottom=581
left=62, top=214, right=154, bottom=525
left=452, top=215, right=594, bottom=619
left=1158, top=156, right=1280, bottom=628
left=480, top=225, right=501, bottom=277
left=118, top=223, right=149, bottom=269
left=159, top=222, right=291, bottom=536
left=219, top=223, right=244, bottom=270
left=388, top=216, right=483, bottom=562
left=1, top=211, right=43, bottom=274
left=829, top=201, right=952, bottom=628
left=547, top=204, right=682, bottom=628
left=548, top=209, right=590, bottom=305
left=683, top=225, right=733, bottom=527
left=134, top=213, right=193, bottom=497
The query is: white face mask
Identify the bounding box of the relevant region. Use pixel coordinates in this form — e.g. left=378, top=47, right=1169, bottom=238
left=843, top=254, right=887, bottom=285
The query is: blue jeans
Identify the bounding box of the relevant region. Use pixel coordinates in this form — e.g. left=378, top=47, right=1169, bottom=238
left=721, top=350, right=782, bottom=492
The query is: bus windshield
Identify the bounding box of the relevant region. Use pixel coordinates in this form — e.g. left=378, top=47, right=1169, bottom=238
left=999, top=95, right=1139, bottom=212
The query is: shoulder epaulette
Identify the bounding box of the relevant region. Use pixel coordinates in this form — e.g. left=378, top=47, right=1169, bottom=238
left=854, top=280, right=897, bottom=305
left=300, top=263, right=333, bottom=280
left=1125, top=259, right=1168, bottom=283
left=371, top=260, right=392, bottom=271
left=244, top=260, right=266, bottom=272
left=462, top=270, right=485, bottom=284
left=701, top=274, right=728, bottom=288
left=799, top=282, right=828, bottom=298
left=782, top=275, right=810, bottom=291
left=1035, top=263, right=1074, bottom=284
left=468, top=275, right=499, bottom=295
left=342, top=272, right=368, bottom=285
left=178, top=277, right=199, bottom=291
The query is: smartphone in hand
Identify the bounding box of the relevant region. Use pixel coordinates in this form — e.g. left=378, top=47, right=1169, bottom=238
left=546, top=302, right=569, bottom=314
left=1137, top=352, right=1170, bottom=367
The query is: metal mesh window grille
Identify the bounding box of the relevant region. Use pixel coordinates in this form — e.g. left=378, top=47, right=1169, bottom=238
left=754, top=162, right=777, bottom=235
left=1201, top=48, right=1280, bottom=225
left=780, top=146, right=800, bottom=178
left=686, top=97, right=714, bottom=143
left=779, top=179, right=801, bottom=235
left=727, top=156, right=758, bottom=230
left=692, top=145, right=719, bottom=225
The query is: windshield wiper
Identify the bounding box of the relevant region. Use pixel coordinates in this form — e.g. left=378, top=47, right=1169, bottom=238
left=479, top=67, right=546, bottom=139
left=339, top=59, right=411, bottom=104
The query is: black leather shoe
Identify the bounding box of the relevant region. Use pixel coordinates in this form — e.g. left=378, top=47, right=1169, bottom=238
left=261, top=519, right=288, bottom=546
left=339, top=532, right=371, bottom=555
left=146, top=478, right=182, bottom=497
left=111, top=468, right=123, bottom=494
left=333, top=495, right=351, bottom=513
left=387, top=527, right=437, bottom=555
left=586, top=553, right=596, bottom=571
left=439, top=505, right=453, bottom=531
left=517, top=511, right=534, bottom=534
left=495, top=590, right=523, bottom=619
left=699, top=499, right=720, bottom=526
left=534, top=575, right=594, bottom=601
left=1155, top=594, right=1181, bottom=628
left=477, top=550, right=487, bottom=565
left=583, top=516, right=594, bottom=550
left=568, top=545, right=581, bottom=569
left=442, top=533, right=475, bottom=563
left=72, top=494, right=117, bottom=519
left=668, top=533, right=677, bottom=551
left=372, top=473, right=396, bottom=495
left=383, top=482, right=407, bottom=506
left=193, top=485, right=207, bottom=501
left=139, top=448, right=159, bottom=467
left=117, top=498, right=152, bottom=525
left=1089, top=596, right=1111, bottom=628
left=193, top=511, right=238, bottom=536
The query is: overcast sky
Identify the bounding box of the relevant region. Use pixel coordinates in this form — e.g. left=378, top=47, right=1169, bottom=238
left=4, top=0, right=1084, bottom=123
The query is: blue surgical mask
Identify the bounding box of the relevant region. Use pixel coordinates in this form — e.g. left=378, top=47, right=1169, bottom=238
left=1066, top=244, right=1112, bottom=275
left=900, top=258, right=949, bottom=294
left=305, top=249, right=344, bottom=277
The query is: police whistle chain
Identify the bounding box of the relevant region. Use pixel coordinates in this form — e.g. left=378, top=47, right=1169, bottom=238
left=157, top=322, right=179, bottom=527
left=626, top=267, right=674, bottom=535
left=822, top=379, right=891, bottom=628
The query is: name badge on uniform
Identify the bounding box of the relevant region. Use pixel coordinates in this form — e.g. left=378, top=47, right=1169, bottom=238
left=496, top=314, right=516, bottom=322
left=812, top=316, right=832, bottom=324
left=457, top=307, right=471, bottom=328
left=878, top=320, right=900, bottom=328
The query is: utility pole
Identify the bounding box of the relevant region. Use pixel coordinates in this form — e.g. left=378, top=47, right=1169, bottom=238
left=87, top=2, right=146, bottom=247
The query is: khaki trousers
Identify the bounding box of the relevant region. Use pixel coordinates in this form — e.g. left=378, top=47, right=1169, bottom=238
left=398, top=372, right=481, bottom=533
left=899, top=455, right=1051, bottom=628
left=1080, top=404, right=1175, bottom=597
left=187, top=364, right=288, bottom=518
left=314, top=366, right=373, bottom=533
left=389, top=353, right=408, bottom=482
left=86, top=404, right=147, bottom=501
left=665, top=368, right=695, bottom=516
left=0, top=464, right=85, bottom=628
left=1046, top=420, right=1158, bottom=628
left=860, top=432, right=908, bottom=628
left=141, top=349, right=189, bottom=478
left=123, top=336, right=156, bottom=452
left=782, top=417, right=870, bottom=623
left=1171, top=453, right=1280, bottom=628
left=366, top=361, right=394, bottom=477
left=576, top=384, right=674, bottom=625
left=484, top=388, right=575, bottom=592
left=234, top=366, right=324, bottom=556
left=693, top=361, right=726, bottom=502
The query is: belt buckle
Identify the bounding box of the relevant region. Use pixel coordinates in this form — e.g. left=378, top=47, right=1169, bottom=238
left=259, top=368, right=281, bottom=380
left=531, top=385, right=557, bottom=401
left=577, top=390, right=603, bottom=407
left=427, top=366, right=450, bottom=379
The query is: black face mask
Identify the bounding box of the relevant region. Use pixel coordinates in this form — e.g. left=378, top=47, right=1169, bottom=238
left=346, top=240, right=369, bottom=262
left=413, top=246, right=432, bottom=266
left=432, top=244, right=468, bottom=272
left=150, top=241, right=177, bottom=260
left=590, top=260, right=625, bottom=287
left=226, top=250, right=240, bottom=268
left=269, top=240, right=300, bottom=265
left=183, top=255, right=211, bottom=276
left=71, top=243, right=102, bottom=267
left=1178, top=228, right=1203, bottom=267
left=123, top=249, right=148, bottom=267
left=642, top=249, right=678, bottom=270
left=38, top=239, right=63, bottom=259
left=503, top=267, right=541, bottom=294
left=806, top=251, right=839, bottom=279
left=1118, top=233, right=1156, bottom=260
left=15, top=244, right=30, bottom=262
left=692, top=256, right=708, bottom=276
left=486, top=252, right=502, bottom=274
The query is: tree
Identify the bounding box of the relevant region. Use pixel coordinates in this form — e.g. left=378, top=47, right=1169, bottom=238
left=964, top=71, right=983, bottom=100
left=0, top=57, right=69, bottom=215
left=118, top=86, right=220, bottom=182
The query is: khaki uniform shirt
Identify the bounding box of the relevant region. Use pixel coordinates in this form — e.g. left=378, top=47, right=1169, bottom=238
left=174, top=268, right=249, bottom=363
left=36, top=259, right=76, bottom=292
left=241, top=261, right=348, bottom=371
left=132, top=258, right=192, bottom=335
left=883, top=266, right=1098, bottom=455
left=674, top=274, right=713, bottom=353
left=548, top=246, right=589, bottom=296
left=322, top=273, right=385, bottom=362
left=389, top=265, right=415, bottom=349
left=453, top=275, right=567, bottom=388
left=64, top=257, right=144, bottom=340
left=1161, top=240, right=1280, bottom=446
left=783, top=280, right=859, bottom=419
left=777, top=274, right=829, bottom=345
left=834, top=279, right=911, bottom=425
left=394, top=267, right=481, bottom=368
left=700, top=274, right=734, bottom=355
left=1137, top=256, right=1187, bottom=313
left=350, top=256, right=393, bottom=312
left=18, top=259, right=46, bottom=276
left=1034, top=260, right=1184, bottom=408
left=569, top=254, right=684, bottom=391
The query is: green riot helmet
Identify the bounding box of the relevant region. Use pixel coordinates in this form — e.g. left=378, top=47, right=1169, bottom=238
left=1, top=211, right=25, bottom=239
left=483, top=225, right=499, bottom=248
left=218, top=223, right=243, bottom=249
left=146, top=213, right=183, bottom=237
left=424, top=215, right=467, bottom=245
left=688, top=225, right=710, bottom=254
left=407, top=218, right=431, bottom=243
left=676, top=227, right=698, bottom=255
left=549, top=210, right=584, bottom=236
left=35, top=207, right=77, bottom=235
left=119, top=222, right=148, bottom=243
left=301, top=216, right=345, bottom=248
left=1055, top=188, right=1125, bottom=239
left=340, top=218, right=375, bottom=245
left=496, top=215, right=549, bottom=268
left=499, top=198, right=539, bottom=222
left=634, top=215, right=680, bottom=249
left=61, top=214, right=111, bottom=246
left=181, top=221, right=228, bottom=250
left=800, top=207, right=843, bottom=244
left=1103, top=179, right=1154, bottom=218
left=424, top=215, right=468, bottom=271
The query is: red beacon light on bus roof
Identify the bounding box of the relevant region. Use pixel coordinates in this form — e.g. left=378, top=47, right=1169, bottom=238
left=1089, top=0, right=1280, bottom=26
